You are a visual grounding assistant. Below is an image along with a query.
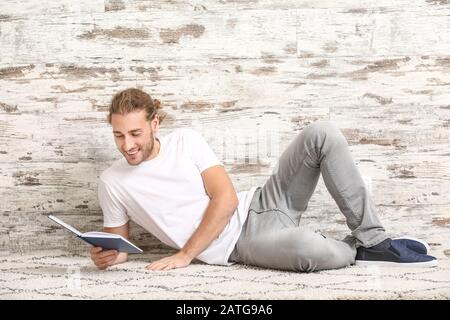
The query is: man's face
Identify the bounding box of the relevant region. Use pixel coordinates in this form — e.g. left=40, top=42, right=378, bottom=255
left=111, top=109, right=159, bottom=166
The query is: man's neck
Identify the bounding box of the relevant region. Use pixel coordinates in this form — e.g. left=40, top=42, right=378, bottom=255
left=148, top=138, right=160, bottom=160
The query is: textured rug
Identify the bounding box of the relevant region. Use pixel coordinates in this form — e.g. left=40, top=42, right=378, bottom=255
left=1, top=249, right=449, bottom=300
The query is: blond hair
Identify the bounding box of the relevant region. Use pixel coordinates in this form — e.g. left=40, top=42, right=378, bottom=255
left=107, top=88, right=166, bottom=124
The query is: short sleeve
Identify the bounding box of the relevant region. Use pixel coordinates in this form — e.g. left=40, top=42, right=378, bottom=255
left=98, top=178, right=129, bottom=228
left=184, top=129, right=223, bottom=173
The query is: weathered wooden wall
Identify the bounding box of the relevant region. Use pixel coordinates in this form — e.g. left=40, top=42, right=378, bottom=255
left=1, top=0, right=449, bottom=255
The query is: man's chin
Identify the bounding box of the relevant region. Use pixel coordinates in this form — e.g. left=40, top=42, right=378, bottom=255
left=126, top=159, right=142, bottom=166
left=124, top=154, right=143, bottom=166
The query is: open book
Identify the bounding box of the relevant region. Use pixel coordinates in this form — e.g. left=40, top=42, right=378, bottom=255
left=48, top=215, right=143, bottom=254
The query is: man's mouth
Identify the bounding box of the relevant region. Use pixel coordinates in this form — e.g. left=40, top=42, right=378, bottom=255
left=126, top=149, right=139, bottom=156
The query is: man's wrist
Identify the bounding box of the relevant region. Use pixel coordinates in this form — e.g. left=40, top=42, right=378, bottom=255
left=179, top=248, right=196, bottom=262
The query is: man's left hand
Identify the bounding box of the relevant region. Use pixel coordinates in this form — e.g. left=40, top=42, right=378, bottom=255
left=146, top=251, right=193, bottom=271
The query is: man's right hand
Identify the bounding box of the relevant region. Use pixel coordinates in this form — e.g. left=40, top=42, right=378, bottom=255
left=90, top=247, right=118, bottom=270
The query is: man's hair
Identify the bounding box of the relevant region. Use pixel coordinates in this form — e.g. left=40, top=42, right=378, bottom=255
left=107, top=88, right=166, bottom=124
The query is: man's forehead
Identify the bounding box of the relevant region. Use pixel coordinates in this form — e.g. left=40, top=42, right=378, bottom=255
left=111, top=110, right=149, bottom=132
left=113, top=128, right=143, bottom=134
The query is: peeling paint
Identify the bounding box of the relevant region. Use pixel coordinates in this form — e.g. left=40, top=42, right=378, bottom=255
left=344, top=8, right=368, bottom=14
left=62, top=116, right=99, bottom=123
left=322, top=42, right=338, bottom=53
left=132, top=66, right=161, bottom=81
left=13, top=172, right=41, bottom=186
left=403, top=89, right=433, bottom=95
left=0, top=65, right=35, bottom=78
left=218, top=107, right=248, bottom=113
left=284, top=44, right=297, bottom=55
left=180, top=101, right=213, bottom=111
left=229, top=162, right=270, bottom=174
left=51, top=85, right=105, bottom=93
left=387, top=164, right=417, bottom=178
left=58, top=65, right=120, bottom=79
left=363, top=92, right=393, bottom=105
left=346, top=57, right=411, bottom=80
left=78, top=26, right=150, bottom=40
left=426, top=0, right=450, bottom=5
left=431, top=217, right=450, bottom=227
left=298, top=51, right=315, bottom=58
left=226, top=18, right=238, bottom=29
left=0, top=15, right=15, bottom=21
left=159, top=24, right=205, bottom=44
left=105, top=0, right=126, bottom=12
left=219, top=100, right=238, bottom=109
left=359, top=137, right=402, bottom=147
left=435, top=58, right=450, bottom=67
left=306, top=72, right=337, bottom=79
left=249, top=66, right=276, bottom=76
left=0, top=102, right=19, bottom=113
left=261, top=53, right=282, bottom=64
left=310, top=59, right=329, bottom=68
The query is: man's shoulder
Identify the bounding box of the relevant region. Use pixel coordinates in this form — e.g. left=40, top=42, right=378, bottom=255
left=99, top=158, right=126, bottom=184
left=162, top=128, right=204, bottom=147
left=171, top=127, right=201, bottom=138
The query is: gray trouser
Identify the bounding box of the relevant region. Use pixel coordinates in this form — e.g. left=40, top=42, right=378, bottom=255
left=229, top=121, right=388, bottom=272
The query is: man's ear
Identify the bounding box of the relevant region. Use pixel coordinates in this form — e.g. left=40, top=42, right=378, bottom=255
left=151, top=115, right=160, bottom=131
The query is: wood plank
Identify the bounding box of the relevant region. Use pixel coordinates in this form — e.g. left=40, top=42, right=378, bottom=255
left=2, top=5, right=449, bottom=64
left=2, top=55, right=449, bottom=115
left=1, top=56, right=449, bottom=166
left=8, top=212, right=171, bottom=254
left=7, top=202, right=450, bottom=254
left=103, top=0, right=427, bottom=12
left=299, top=203, right=450, bottom=250
left=0, top=0, right=104, bottom=17
left=297, top=6, right=450, bottom=57
left=1, top=147, right=449, bottom=215
left=0, top=10, right=297, bottom=65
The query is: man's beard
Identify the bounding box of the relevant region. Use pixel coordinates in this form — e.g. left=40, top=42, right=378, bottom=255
left=125, top=134, right=155, bottom=166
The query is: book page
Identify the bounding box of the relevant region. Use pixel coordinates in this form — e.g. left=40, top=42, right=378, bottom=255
left=48, top=215, right=82, bottom=237
left=83, top=231, right=120, bottom=238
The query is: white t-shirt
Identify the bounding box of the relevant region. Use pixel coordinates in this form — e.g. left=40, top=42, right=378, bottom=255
left=98, top=128, right=257, bottom=266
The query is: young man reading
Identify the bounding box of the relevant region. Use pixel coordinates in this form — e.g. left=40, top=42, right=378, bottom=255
left=91, top=88, right=437, bottom=272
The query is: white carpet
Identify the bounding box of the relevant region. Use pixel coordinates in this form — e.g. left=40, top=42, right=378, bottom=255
left=1, top=250, right=449, bottom=300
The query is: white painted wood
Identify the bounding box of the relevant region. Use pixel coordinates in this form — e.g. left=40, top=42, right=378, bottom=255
left=1, top=1, right=449, bottom=253
left=0, top=10, right=297, bottom=64
left=297, top=6, right=450, bottom=57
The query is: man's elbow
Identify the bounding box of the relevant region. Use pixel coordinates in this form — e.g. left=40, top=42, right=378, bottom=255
left=224, top=193, right=239, bottom=213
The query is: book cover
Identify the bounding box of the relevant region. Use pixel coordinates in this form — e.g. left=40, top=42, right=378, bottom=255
left=48, top=215, right=143, bottom=254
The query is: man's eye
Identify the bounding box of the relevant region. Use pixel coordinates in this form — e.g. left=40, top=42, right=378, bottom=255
left=132, top=133, right=141, bottom=136
left=115, top=135, right=123, bottom=138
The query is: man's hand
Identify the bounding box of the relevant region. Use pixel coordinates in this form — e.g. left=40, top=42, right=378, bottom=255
left=90, top=247, right=118, bottom=270
left=146, top=251, right=193, bottom=271
left=90, top=223, right=129, bottom=270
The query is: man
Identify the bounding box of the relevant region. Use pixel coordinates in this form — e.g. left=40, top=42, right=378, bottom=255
left=91, top=88, right=437, bottom=272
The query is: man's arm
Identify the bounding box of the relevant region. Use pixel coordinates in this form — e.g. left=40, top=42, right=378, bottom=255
left=104, top=222, right=129, bottom=265
left=146, top=165, right=238, bottom=271
left=90, top=222, right=129, bottom=269
left=181, top=165, right=239, bottom=260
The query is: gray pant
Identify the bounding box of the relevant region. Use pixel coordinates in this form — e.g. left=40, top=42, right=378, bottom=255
left=229, top=121, right=388, bottom=272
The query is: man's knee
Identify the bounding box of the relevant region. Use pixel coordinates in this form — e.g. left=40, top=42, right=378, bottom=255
left=302, top=120, right=347, bottom=147
left=290, top=236, right=355, bottom=272
left=304, top=120, right=340, bottom=137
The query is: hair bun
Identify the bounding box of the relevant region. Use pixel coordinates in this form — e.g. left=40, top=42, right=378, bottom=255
left=153, top=99, right=161, bottom=109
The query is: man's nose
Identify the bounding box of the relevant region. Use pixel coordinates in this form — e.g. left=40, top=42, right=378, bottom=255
left=123, top=137, right=135, bottom=151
